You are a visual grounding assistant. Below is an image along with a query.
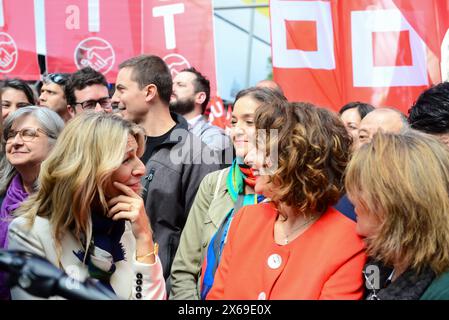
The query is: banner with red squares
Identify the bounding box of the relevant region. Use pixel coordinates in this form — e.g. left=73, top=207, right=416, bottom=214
left=270, top=0, right=449, bottom=114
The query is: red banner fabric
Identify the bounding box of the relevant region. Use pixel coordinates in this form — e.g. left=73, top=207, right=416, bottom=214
left=270, top=0, right=449, bottom=114
left=43, top=0, right=217, bottom=92
left=0, top=0, right=40, bottom=80
left=45, top=0, right=141, bottom=83
left=207, top=96, right=232, bottom=132
left=142, top=0, right=217, bottom=96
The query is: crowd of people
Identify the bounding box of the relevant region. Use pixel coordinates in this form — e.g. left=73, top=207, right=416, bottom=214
left=1, top=53, right=449, bottom=300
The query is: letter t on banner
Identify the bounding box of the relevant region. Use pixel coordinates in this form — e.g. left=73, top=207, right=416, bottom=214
left=152, top=4, right=184, bottom=50
left=0, top=0, right=40, bottom=79
left=142, top=0, right=218, bottom=97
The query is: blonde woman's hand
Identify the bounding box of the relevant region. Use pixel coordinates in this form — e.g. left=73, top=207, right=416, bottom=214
left=107, top=181, right=156, bottom=263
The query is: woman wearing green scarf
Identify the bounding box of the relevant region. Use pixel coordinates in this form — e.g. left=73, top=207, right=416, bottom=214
left=169, top=87, right=287, bottom=300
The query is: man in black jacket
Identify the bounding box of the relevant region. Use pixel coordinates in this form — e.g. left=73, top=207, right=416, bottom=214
left=112, top=55, right=221, bottom=287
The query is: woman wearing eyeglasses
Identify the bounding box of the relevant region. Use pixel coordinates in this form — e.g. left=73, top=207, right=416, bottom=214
left=1, top=79, right=37, bottom=121
left=0, top=106, right=64, bottom=299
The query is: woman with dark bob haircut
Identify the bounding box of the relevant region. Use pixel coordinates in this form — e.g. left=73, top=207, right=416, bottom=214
left=206, top=102, right=366, bottom=299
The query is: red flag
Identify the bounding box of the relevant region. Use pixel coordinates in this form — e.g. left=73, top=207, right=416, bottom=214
left=271, top=0, right=448, bottom=114
left=45, top=0, right=141, bottom=82
left=0, top=0, right=40, bottom=79
left=142, top=0, right=218, bottom=97
left=207, top=96, right=232, bottom=133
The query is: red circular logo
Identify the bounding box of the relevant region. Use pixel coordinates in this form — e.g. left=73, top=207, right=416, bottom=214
left=0, top=32, right=18, bottom=73
left=163, top=53, right=191, bottom=78
left=74, top=37, right=115, bottom=74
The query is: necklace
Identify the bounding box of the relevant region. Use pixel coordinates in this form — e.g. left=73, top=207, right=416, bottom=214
left=280, top=215, right=318, bottom=244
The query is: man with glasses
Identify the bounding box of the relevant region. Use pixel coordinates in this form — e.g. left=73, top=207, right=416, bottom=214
left=39, top=73, right=71, bottom=122
left=65, top=67, right=112, bottom=118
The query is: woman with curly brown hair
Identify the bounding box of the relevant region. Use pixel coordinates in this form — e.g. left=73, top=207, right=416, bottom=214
left=206, top=102, right=366, bottom=300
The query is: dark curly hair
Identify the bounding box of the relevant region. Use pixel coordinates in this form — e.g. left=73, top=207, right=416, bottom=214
left=255, top=102, right=352, bottom=216
left=408, top=82, right=449, bottom=134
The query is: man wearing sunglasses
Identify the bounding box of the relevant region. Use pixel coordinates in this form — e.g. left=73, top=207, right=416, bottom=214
left=39, top=73, right=71, bottom=122
left=65, top=67, right=112, bottom=118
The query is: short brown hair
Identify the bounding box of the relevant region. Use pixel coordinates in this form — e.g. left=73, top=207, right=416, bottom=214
left=255, top=102, right=351, bottom=216
left=119, top=55, right=172, bottom=105
left=345, top=131, right=449, bottom=275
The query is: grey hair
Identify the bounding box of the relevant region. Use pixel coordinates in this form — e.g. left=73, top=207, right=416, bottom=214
left=0, top=106, right=65, bottom=194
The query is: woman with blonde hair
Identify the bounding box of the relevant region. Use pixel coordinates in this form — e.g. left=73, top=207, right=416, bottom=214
left=8, top=112, right=166, bottom=300
left=206, top=102, right=366, bottom=299
left=345, top=131, right=449, bottom=299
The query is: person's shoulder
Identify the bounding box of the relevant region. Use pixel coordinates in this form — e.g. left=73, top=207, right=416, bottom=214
left=9, top=215, right=49, bottom=234
left=203, top=167, right=230, bottom=183
left=178, top=132, right=221, bottom=166
left=316, top=207, right=364, bottom=247
left=172, top=129, right=205, bottom=149
left=323, top=206, right=357, bottom=228
left=421, top=271, right=449, bottom=300
left=236, top=202, right=276, bottom=221
left=333, top=194, right=356, bottom=222
left=200, top=119, right=226, bottom=135
left=9, top=215, right=31, bottom=232
left=227, top=203, right=276, bottom=240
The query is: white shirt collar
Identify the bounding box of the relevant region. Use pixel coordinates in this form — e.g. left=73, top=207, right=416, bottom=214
left=187, top=114, right=203, bottom=127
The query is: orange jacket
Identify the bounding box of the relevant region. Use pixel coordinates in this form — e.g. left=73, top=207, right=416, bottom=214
left=206, top=202, right=366, bottom=300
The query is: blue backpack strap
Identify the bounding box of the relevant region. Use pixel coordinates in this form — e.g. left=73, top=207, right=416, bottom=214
left=200, top=195, right=245, bottom=299
left=201, top=216, right=229, bottom=299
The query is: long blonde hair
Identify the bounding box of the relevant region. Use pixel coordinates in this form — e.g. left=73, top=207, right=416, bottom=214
left=345, top=131, right=449, bottom=275
left=15, top=112, right=145, bottom=251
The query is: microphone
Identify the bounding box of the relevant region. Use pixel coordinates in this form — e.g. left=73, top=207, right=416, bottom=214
left=0, top=250, right=117, bottom=300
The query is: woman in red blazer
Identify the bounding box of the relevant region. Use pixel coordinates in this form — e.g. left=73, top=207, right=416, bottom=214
left=206, top=102, right=366, bottom=300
